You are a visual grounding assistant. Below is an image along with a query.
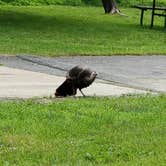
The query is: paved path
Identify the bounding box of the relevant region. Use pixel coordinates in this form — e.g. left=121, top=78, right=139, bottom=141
left=0, top=66, right=146, bottom=98
left=0, top=55, right=165, bottom=98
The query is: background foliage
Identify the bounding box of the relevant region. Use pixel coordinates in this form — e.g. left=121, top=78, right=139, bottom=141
left=0, top=0, right=166, bottom=6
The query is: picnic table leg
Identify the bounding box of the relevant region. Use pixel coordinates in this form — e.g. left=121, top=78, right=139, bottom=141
left=151, top=0, right=156, bottom=27
left=140, top=9, right=144, bottom=26
left=151, top=11, right=155, bottom=27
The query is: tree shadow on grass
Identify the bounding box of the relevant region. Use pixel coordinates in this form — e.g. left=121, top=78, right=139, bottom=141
left=0, top=8, right=165, bottom=38
left=0, top=7, right=165, bottom=57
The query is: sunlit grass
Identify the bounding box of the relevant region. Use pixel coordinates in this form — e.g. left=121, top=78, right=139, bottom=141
left=0, top=5, right=165, bottom=56
left=0, top=95, right=166, bottom=165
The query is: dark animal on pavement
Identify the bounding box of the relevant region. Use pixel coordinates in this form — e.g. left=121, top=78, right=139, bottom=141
left=55, top=65, right=97, bottom=97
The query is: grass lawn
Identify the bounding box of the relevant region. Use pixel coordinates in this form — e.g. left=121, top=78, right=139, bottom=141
left=0, top=95, right=165, bottom=165
left=0, top=5, right=165, bottom=56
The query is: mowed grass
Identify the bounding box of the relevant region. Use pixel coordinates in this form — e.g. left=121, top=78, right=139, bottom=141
left=0, top=5, right=166, bottom=56
left=0, top=95, right=166, bottom=165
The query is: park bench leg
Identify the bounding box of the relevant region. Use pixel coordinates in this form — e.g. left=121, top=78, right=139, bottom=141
left=151, top=0, right=156, bottom=28
left=151, top=12, right=155, bottom=27
left=140, top=9, right=144, bottom=26
left=151, top=14, right=154, bottom=27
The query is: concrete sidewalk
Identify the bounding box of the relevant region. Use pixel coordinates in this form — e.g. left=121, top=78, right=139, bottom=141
left=0, top=66, right=146, bottom=99
left=1, top=55, right=166, bottom=93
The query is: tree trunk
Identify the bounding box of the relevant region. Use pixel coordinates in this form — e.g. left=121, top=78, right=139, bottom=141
left=102, top=0, right=120, bottom=14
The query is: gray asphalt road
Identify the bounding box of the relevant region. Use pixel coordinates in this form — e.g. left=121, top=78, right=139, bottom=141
left=0, top=55, right=166, bottom=92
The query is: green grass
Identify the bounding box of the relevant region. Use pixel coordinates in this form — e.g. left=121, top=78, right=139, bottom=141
left=0, top=95, right=166, bottom=165
left=0, top=5, right=165, bottom=56
left=0, top=0, right=166, bottom=7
